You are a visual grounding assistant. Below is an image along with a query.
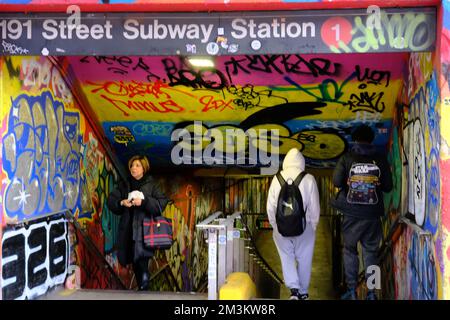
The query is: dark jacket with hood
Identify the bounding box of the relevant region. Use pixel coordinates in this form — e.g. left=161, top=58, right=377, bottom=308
left=332, top=143, right=393, bottom=219
left=107, top=174, right=169, bottom=266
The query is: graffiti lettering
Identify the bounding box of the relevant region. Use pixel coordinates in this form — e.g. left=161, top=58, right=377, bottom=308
left=133, top=122, right=172, bottom=137
left=98, top=94, right=184, bottom=117
left=347, top=90, right=386, bottom=113
left=3, top=93, right=84, bottom=221
left=2, top=40, right=29, bottom=54
left=199, top=95, right=234, bottom=112
left=354, top=65, right=390, bottom=87
left=80, top=56, right=161, bottom=81
left=333, top=13, right=434, bottom=53
left=227, top=84, right=288, bottom=110
left=171, top=121, right=346, bottom=164
left=412, top=119, right=425, bottom=226
left=162, top=58, right=227, bottom=89
left=224, top=54, right=341, bottom=82
left=88, top=79, right=171, bottom=99
left=1, top=216, right=68, bottom=300
left=284, top=76, right=348, bottom=105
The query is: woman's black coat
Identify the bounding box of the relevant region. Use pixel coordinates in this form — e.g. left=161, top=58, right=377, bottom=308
left=107, top=174, right=169, bottom=266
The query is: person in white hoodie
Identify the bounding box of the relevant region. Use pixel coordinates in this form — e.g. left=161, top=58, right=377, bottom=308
left=266, top=148, right=320, bottom=300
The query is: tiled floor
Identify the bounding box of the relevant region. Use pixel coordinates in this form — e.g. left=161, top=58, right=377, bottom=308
left=255, top=217, right=337, bottom=300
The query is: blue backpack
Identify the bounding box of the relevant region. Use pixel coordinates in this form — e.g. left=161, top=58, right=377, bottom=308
left=275, top=172, right=307, bottom=237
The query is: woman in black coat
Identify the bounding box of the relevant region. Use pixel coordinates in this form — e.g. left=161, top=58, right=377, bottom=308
left=107, top=155, right=169, bottom=290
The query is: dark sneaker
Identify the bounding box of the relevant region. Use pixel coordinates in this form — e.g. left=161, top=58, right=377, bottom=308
left=298, top=293, right=309, bottom=300
left=366, top=291, right=378, bottom=300
left=341, top=288, right=357, bottom=300
left=289, top=288, right=300, bottom=300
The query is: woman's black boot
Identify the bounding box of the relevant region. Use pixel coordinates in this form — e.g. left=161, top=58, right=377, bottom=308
left=136, top=259, right=150, bottom=291
left=139, top=270, right=150, bottom=291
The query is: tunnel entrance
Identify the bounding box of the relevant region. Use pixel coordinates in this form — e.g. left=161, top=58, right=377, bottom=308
left=0, top=4, right=443, bottom=301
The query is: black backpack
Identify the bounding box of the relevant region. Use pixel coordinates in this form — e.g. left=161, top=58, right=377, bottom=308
left=275, top=171, right=308, bottom=237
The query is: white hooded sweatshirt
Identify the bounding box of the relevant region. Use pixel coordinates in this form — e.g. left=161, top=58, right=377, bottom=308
left=266, top=148, right=320, bottom=232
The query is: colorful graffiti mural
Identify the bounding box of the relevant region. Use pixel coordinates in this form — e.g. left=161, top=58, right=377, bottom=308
left=149, top=177, right=221, bottom=291
left=440, top=0, right=450, bottom=299
left=385, top=51, right=443, bottom=300
left=393, top=225, right=439, bottom=300
left=0, top=56, right=134, bottom=295
left=67, top=53, right=405, bottom=169
left=404, top=53, right=440, bottom=234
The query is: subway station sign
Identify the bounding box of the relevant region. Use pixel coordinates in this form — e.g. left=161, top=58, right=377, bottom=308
left=0, top=7, right=436, bottom=56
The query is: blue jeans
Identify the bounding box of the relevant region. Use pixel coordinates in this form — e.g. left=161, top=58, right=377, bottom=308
left=342, top=216, right=381, bottom=289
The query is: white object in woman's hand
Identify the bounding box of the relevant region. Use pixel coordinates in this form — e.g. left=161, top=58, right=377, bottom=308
left=128, top=190, right=144, bottom=201
left=132, top=198, right=142, bottom=206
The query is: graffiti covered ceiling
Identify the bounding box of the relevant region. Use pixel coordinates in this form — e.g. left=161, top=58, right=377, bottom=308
left=67, top=53, right=407, bottom=170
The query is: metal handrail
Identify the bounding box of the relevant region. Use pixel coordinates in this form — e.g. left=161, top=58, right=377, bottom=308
left=65, top=210, right=127, bottom=290
left=196, top=211, right=224, bottom=229
left=240, top=213, right=284, bottom=285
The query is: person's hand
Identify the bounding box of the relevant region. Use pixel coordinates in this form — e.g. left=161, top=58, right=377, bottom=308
left=121, top=199, right=133, bottom=207
left=131, top=198, right=142, bottom=206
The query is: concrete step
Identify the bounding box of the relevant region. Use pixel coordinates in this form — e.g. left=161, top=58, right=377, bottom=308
left=39, top=288, right=208, bottom=300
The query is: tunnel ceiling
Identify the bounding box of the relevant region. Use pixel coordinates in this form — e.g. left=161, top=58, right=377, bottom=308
left=66, top=52, right=407, bottom=171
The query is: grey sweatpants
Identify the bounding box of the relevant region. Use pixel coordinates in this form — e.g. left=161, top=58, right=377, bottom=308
left=272, top=223, right=316, bottom=295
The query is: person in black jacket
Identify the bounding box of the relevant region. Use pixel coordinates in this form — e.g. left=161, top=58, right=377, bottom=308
left=107, top=155, right=169, bottom=291
left=332, top=125, right=392, bottom=300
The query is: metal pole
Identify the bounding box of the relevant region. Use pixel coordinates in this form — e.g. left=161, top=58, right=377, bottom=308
left=207, top=229, right=218, bottom=300
left=217, top=218, right=227, bottom=290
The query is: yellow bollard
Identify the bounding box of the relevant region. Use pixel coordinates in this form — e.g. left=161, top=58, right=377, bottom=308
left=219, top=272, right=256, bottom=300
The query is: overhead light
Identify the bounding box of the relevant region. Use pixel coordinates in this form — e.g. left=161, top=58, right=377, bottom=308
left=187, top=56, right=215, bottom=68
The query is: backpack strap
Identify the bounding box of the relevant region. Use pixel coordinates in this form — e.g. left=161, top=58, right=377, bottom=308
left=276, top=172, right=286, bottom=188
left=293, top=171, right=308, bottom=187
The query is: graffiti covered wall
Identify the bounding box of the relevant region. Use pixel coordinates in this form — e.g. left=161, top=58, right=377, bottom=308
left=0, top=55, right=132, bottom=296
left=388, top=51, right=442, bottom=300
left=149, top=177, right=221, bottom=292
left=440, top=0, right=450, bottom=300
left=0, top=57, right=223, bottom=297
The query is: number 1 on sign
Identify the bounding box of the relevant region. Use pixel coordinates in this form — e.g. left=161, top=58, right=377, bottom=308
left=331, top=24, right=340, bottom=42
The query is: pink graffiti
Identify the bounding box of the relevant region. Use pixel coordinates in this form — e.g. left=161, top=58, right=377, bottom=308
left=69, top=53, right=406, bottom=86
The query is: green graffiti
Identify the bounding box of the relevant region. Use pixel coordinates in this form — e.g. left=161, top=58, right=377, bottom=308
left=332, top=12, right=434, bottom=53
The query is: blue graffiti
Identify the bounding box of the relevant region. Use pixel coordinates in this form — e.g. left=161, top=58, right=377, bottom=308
left=408, top=73, right=441, bottom=234
left=408, top=232, right=437, bottom=300
left=2, top=92, right=83, bottom=221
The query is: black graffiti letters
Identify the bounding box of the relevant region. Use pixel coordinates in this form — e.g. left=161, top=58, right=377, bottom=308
left=79, top=56, right=161, bottom=82
left=355, top=65, right=391, bottom=87
left=1, top=217, right=69, bottom=300
left=162, top=58, right=227, bottom=89
left=224, top=55, right=341, bottom=83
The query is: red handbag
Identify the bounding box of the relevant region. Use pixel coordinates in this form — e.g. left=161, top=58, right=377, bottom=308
left=143, top=216, right=173, bottom=250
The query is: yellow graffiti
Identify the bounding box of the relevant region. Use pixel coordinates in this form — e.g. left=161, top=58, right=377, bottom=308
left=442, top=98, right=450, bottom=160
left=173, top=122, right=346, bottom=160
left=80, top=80, right=400, bottom=123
